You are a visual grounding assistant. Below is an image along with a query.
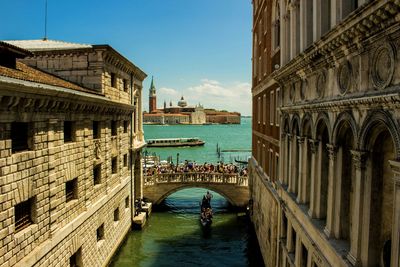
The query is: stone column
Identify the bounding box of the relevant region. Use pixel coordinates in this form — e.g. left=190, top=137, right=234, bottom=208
left=289, top=0, right=300, bottom=59
left=313, top=0, right=322, bottom=41
left=287, top=134, right=293, bottom=191
left=347, top=150, right=367, bottom=266
left=324, top=144, right=337, bottom=238
left=308, top=139, right=319, bottom=218
left=280, top=4, right=289, bottom=65
left=297, top=137, right=305, bottom=203
left=389, top=160, right=400, bottom=267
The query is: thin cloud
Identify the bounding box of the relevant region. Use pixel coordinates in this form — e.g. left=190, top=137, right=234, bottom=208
left=145, top=79, right=251, bottom=115
left=159, top=87, right=179, bottom=96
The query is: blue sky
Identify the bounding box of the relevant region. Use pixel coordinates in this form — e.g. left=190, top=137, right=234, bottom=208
left=0, top=0, right=252, bottom=115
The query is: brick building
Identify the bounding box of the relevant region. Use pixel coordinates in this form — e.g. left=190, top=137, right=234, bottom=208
left=250, top=1, right=400, bottom=267
left=0, top=40, right=146, bottom=266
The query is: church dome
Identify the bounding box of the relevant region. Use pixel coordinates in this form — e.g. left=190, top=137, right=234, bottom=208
left=177, top=96, right=187, bottom=107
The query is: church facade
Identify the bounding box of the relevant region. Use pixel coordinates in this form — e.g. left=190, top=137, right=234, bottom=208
left=143, top=78, right=241, bottom=125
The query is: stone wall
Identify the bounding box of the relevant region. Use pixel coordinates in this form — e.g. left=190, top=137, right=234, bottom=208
left=0, top=84, right=141, bottom=267
left=249, top=159, right=279, bottom=267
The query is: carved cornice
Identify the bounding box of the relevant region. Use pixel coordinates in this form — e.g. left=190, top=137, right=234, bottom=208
left=0, top=86, right=133, bottom=116
left=272, top=0, right=400, bottom=82
left=281, top=90, right=400, bottom=113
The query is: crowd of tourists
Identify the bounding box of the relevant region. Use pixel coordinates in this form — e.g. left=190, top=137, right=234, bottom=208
left=144, top=161, right=248, bottom=177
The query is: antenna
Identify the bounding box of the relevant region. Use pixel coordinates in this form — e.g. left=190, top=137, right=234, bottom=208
left=43, top=0, right=48, bottom=40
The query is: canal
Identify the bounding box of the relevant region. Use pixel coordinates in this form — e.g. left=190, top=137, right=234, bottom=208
left=110, top=188, right=264, bottom=267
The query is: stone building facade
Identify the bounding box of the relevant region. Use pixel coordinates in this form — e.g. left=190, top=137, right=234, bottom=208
left=251, top=1, right=400, bottom=267
left=0, top=40, right=146, bottom=267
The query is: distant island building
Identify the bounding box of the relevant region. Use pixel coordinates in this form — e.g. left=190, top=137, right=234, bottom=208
left=143, top=77, right=241, bottom=124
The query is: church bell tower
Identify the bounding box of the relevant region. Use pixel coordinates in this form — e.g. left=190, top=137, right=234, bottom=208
left=149, top=76, right=157, bottom=113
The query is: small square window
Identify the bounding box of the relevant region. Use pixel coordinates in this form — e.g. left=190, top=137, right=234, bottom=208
left=15, top=197, right=35, bottom=232
left=123, top=79, right=129, bottom=92
left=66, top=178, right=78, bottom=202
left=125, top=197, right=129, bottom=209
left=93, top=121, right=100, bottom=139
left=114, top=208, right=120, bottom=222
left=123, top=154, right=128, bottom=168
left=123, top=121, right=128, bottom=133
left=11, top=122, right=31, bottom=153
left=111, top=73, right=117, bottom=88
left=111, top=121, right=117, bottom=136
left=70, top=248, right=82, bottom=267
left=64, top=121, right=75, bottom=143
left=112, top=157, right=118, bottom=174
left=97, top=223, right=105, bottom=241
left=93, top=165, right=101, bottom=185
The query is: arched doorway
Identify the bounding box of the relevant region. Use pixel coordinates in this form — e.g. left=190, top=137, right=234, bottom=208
left=366, top=128, right=394, bottom=266
left=315, top=119, right=330, bottom=220
left=335, top=120, right=355, bottom=242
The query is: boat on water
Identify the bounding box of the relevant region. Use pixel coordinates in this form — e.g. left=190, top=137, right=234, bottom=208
left=146, top=137, right=205, bottom=147
left=200, top=208, right=213, bottom=227
left=200, top=194, right=213, bottom=227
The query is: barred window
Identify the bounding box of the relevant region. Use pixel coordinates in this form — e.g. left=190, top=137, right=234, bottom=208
left=123, top=154, right=128, bottom=168
left=114, top=208, right=120, bottom=222
left=111, top=73, right=117, bottom=88
left=11, top=122, right=30, bottom=153
left=64, top=121, right=75, bottom=143
left=93, top=165, right=101, bottom=185
left=112, top=157, right=118, bottom=174
left=123, top=120, right=128, bottom=133
left=14, top=198, right=35, bottom=232
left=66, top=178, right=78, bottom=202
left=93, top=121, right=100, bottom=139
left=123, top=79, right=129, bottom=92
left=125, top=197, right=129, bottom=209
left=111, top=121, right=117, bottom=136
left=69, top=248, right=82, bottom=267
left=97, top=224, right=105, bottom=241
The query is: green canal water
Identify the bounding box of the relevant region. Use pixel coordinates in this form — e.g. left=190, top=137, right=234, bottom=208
left=110, top=118, right=264, bottom=267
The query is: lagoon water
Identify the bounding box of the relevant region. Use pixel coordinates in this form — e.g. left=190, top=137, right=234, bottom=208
left=110, top=118, right=264, bottom=267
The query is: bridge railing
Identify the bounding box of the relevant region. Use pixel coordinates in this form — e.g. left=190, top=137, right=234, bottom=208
left=144, top=172, right=248, bottom=187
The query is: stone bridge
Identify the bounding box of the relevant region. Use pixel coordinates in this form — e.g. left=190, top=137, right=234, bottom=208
left=143, top=172, right=249, bottom=208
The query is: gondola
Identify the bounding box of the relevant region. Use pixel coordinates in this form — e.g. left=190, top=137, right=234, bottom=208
left=200, top=207, right=213, bottom=227
left=200, top=197, right=213, bottom=227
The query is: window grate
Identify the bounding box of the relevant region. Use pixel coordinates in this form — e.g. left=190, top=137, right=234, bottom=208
left=15, top=198, right=33, bottom=232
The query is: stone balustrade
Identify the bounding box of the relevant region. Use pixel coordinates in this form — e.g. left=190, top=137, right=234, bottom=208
left=144, top=172, right=248, bottom=187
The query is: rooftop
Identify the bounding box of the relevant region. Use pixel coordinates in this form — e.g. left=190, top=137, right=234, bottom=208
left=4, top=39, right=92, bottom=51
left=0, top=61, right=96, bottom=94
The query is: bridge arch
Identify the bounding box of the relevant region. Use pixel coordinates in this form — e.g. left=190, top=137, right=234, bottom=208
left=143, top=172, right=249, bottom=208
left=152, top=184, right=238, bottom=206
